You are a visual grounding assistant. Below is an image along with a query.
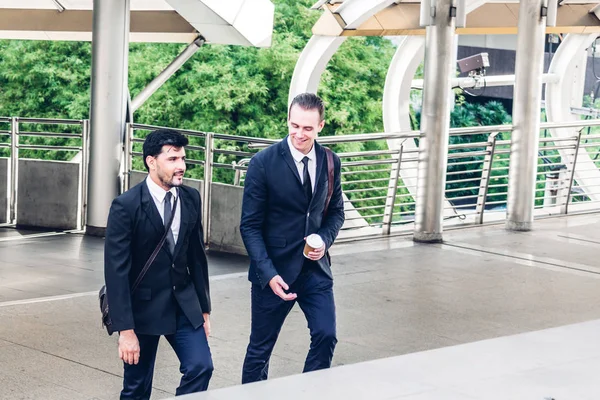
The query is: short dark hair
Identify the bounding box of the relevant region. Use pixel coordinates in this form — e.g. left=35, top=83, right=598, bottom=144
left=288, top=92, right=325, bottom=121
left=142, top=129, right=189, bottom=171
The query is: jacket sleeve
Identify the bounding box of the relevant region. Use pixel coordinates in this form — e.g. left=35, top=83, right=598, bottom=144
left=317, top=153, right=345, bottom=250
left=188, top=189, right=211, bottom=314
left=104, top=197, right=135, bottom=332
left=240, top=155, right=278, bottom=289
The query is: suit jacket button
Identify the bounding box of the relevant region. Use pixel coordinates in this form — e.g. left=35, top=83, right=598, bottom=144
left=172, top=264, right=175, bottom=268
left=173, top=286, right=176, bottom=291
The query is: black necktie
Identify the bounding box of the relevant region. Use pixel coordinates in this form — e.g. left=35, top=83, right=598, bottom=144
left=301, top=156, right=312, bottom=203
left=163, top=191, right=176, bottom=254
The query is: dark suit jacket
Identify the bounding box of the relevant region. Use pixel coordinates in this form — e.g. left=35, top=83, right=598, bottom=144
left=104, top=181, right=211, bottom=336
left=240, top=138, right=345, bottom=289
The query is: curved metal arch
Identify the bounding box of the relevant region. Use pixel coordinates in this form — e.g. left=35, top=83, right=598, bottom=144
left=545, top=33, right=600, bottom=202
left=288, top=0, right=397, bottom=104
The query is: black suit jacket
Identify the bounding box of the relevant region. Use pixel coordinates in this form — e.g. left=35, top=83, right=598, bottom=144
left=104, top=181, right=211, bottom=336
left=240, top=138, right=345, bottom=289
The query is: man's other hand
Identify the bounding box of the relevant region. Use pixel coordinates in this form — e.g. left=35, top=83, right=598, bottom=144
left=118, top=329, right=140, bottom=365
left=268, top=275, right=297, bottom=301
left=203, top=313, right=211, bottom=338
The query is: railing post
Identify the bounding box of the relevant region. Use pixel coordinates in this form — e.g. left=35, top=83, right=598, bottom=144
left=123, top=122, right=133, bottom=192
left=9, top=117, right=18, bottom=225
left=475, top=132, right=498, bottom=224
left=79, top=119, right=90, bottom=231
left=203, top=132, right=213, bottom=246
left=382, top=145, right=403, bottom=235
left=562, top=129, right=583, bottom=214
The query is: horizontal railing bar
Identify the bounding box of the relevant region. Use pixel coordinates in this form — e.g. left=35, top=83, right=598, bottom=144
left=344, top=196, right=389, bottom=203
left=539, top=136, right=578, bottom=143
left=17, top=132, right=82, bottom=139
left=541, top=119, right=600, bottom=130
left=344, top=186, right=389, bottom=194
left=342, top=159, right=397, bottom=168
left=445, top=186, right=480, bottom=193
left=18, top=117, right=84, bottom=125
left=445, top=169, right=483, bottom=176
left=448, top=141, right=491, bottom=150
left=342, top=178, right=389, bottom=185
left=213, top=149, right=252, bottom=157
left=342, top=168, right=391, bottom=176
left=18, top=145, right=81, bottom=151
left=447, top=151, right=489, bottom=159
left=447, top=159, right=485, bottom=166
left=338, top=150, right=397, bottom=158
left=353, top=205, right=386, bottom=211
left=446, top=177, right=482, bottom=184
left=446, top=194, right=479, bottom=201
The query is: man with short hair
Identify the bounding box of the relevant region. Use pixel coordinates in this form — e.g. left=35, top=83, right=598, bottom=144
left=240, top=92, right=345, bottom=383
left=104, top=129, right=213, bottom=399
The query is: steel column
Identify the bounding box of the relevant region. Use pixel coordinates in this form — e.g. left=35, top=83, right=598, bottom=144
left=413, top=0, right=456, bottom=243
left=506, top=0, right=546, bottom=231
left=86, top=0, right=130, bottom=235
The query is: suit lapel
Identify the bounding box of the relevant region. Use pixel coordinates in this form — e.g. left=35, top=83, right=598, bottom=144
left=141, top=182, right=164, bottom=236
left=280, top=138, right=303, bottom=186
left=172, top=189, right=191, bottom=259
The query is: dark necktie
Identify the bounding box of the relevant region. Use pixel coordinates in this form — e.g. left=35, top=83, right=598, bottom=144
left=163, top=191, right=176, bottom=254
left=301, top=156, right=312, bottom=203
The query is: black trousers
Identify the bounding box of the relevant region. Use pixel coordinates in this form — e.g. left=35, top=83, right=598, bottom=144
left=120, top=309, right=213, bottom=399
left=241, top=262, right=337, bottom=383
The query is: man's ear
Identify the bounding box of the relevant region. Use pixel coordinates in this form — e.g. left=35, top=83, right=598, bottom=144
left=318, top=119, right=325, bottom=132
left=146, top=156, right=155, bottom=170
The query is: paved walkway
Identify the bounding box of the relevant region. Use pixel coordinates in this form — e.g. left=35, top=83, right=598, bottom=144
left=1, top=214, right=600, bottom=399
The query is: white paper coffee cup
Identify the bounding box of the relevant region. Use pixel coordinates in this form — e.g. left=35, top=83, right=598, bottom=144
left=303, top=234, right=324, bottom=258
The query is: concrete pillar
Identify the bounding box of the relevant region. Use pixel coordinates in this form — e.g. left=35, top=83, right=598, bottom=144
left=413, top=0, right=456, bottom=243
left=506, top=0, right=546, bottom=231
left=86, top=0, right=130, bottom=236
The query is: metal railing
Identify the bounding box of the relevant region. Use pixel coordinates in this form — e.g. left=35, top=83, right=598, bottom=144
left=123, top=119, right=600, bottom=242
left=4, top=117, right=600, bottom=240
left=1, top=117, right=89, bottom=230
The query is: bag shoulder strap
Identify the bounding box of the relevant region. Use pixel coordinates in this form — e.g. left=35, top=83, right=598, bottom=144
left=131, top=191, right=179, bottom=293
left=323, top=147, right=335, bottom=219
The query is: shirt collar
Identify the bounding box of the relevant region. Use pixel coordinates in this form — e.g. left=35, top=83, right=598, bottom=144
left=287, top=136, right=316, bottom=163
left=146, top=176, right=177, bottom=203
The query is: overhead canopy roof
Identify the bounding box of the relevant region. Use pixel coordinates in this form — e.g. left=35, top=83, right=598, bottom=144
left=0, top=0, right=274, bottom=46
left=311, top=0, right=600, bottom=36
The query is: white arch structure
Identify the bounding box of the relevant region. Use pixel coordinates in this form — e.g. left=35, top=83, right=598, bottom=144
left=545, top=33, right=600, bottom=202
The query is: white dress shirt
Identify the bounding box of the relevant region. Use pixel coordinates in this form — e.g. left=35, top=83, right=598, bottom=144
left=287, top=136, right=317, bottom=192
left=146, top=176, right=181, bottom=244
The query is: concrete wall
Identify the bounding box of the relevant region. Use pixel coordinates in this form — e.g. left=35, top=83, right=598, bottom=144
left=209, top=183, right=245, bottom=255
left=17, top=159, right=80, bottom=230
left=0, top=158, right=7, bottom=223
left=129, top=171, right=245, bottom=254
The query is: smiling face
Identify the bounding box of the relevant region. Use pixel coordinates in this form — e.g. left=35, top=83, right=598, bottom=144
left=146, top=145, right=186, bottom=190
left=288, top=104, right=325, bottom=155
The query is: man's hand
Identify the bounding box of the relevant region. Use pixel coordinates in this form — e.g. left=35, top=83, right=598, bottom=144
left=269, top=275, right=297, bottom=301
left=306, top=242, right=326, bottom=261
left=118, top=329, right=140, bottom=365
left=203, top=313, right=211, bottom=338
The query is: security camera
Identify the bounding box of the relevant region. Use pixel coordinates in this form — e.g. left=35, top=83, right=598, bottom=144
left=457, top=53, right=490, bottom=76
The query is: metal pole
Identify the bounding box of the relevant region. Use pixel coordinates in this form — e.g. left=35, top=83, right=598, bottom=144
left=563, top=129, right=583, bottom=214
left=130, top=37, right=205, bottom=113
left=203, top=133, right=213, bottom=246
left=9, top=117, right=18, bottom=224
left=80, top=119, right=90, bottom=231
left=123, top=122, right=133, bottom=192
left=506, top=0, right=546, bottom=231
left=86, top=0, right=130, bottom=236
left=413, top=0, right=456, bottom=243
left=475, top=132, right=498, bottom=224
left=383, top=146, right=403, bottom=235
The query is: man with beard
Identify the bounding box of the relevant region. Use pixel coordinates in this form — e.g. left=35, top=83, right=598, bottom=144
left=104, top=129, right=213, bottom=399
